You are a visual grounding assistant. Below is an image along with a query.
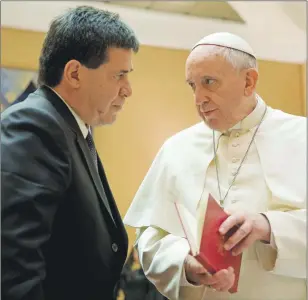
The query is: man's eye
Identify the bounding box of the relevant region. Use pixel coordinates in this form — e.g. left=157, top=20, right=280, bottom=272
left=115, top=73, right=125, bottom=80
left=204, top=78, right=215, bottom=85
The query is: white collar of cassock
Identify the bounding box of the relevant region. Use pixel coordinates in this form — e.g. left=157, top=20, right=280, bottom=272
left=220, top=95, right=266, bottom=136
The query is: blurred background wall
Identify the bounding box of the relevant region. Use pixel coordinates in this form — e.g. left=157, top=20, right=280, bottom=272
left=1, top=1, right=306, bottom=251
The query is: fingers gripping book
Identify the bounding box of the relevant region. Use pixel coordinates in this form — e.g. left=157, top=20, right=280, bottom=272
left=175, top=194, right=242, bottom=293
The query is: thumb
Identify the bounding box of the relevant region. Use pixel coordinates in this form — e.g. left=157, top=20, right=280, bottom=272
left=187, top=255, right=207, bottom=274
left=196, top=265, right=207, bottom=274
left=224, top=209, right=231, bottom=215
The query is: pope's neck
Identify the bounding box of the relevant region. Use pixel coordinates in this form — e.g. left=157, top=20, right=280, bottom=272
left=221, top=95, right=258, bottom=132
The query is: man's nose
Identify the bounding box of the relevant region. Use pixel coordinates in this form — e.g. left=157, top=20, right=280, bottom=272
left=194, top=90, right=210, bottom=106
left=121, top=80, right=132, bottom=98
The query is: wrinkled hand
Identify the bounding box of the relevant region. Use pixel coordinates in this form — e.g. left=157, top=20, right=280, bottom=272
left=184, top=254, right=235, bottom=292
left=219, top=212, right=271, bottom=256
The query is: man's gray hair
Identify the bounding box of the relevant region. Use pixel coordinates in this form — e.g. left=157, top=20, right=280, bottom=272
left=200, top=45, right=258, bottom=71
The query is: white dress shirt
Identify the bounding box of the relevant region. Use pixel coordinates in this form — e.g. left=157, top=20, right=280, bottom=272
left=47, top=86, right=88, bottom=138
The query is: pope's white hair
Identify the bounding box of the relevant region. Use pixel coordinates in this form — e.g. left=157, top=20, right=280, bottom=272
left=197, top=45, right=258, bottom=71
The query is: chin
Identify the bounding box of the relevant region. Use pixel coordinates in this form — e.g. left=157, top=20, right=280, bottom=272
left=102, top=115, right=117, bottom=126
left=203, top=118, right=225, bottom=132
left=96, top=110, right=118, bottom=126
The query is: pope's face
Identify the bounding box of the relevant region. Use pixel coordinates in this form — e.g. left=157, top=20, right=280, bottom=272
left=185, top=46, right=257, bottom=131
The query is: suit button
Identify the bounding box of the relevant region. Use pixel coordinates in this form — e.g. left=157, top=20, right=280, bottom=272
left=112, top=243, right=118, bottom=253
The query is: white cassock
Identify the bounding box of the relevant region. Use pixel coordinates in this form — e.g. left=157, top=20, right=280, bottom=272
left=124, top=96, right=306, bottom=300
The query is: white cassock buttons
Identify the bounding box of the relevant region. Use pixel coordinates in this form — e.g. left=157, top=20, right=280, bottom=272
left=112, top=243, right=118, bottom=253
left=235, top=132, right=240, bottom=138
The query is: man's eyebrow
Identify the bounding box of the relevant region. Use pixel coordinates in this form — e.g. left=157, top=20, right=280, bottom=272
left=118, top=68, right=133, bottom=74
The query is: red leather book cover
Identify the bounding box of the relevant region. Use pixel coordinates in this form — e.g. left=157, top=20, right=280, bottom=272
left=196, top=194, right=242, bottom=293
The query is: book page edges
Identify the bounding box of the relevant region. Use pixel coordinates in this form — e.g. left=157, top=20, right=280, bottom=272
left=174, top=202, right=198, bottom=256
left=197, top=193, right=209, bottom=250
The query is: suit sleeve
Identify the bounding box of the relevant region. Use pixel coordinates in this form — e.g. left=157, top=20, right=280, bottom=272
left=1, top=107, right=71, bottom=300
left=136, top=227, right=206, bottom=300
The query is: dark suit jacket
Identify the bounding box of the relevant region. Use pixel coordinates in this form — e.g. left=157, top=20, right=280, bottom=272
left=1, top=86, right=128, bottom=300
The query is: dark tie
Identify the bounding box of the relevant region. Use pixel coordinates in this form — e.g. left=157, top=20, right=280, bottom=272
left=85, top=131, right=114, bottom=222
left=86, top=131, right=98, bottom=170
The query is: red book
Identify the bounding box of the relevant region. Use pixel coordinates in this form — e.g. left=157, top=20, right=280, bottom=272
left=175, top=194, right=242, bottom=293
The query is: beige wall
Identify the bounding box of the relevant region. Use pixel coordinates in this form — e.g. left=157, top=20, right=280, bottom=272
left=2, top=27, right=306, bottom=250
left=257, top=60, right=304, bottom=116
left=302, top=63, right=307, bottom=115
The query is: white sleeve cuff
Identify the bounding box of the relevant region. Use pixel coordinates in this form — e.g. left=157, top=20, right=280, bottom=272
left=269, top=232, right=277, bottom=249
left=260, top=213, right=277, bottom=249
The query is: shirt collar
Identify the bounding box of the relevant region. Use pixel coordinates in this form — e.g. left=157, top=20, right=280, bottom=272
left=223, top=95, right=266, bottom=135
left=46, top=86, right=88, bottom=138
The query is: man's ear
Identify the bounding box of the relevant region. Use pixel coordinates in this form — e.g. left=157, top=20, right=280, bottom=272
left=244, top=68, right=258, bottom=97
left=62, top=60, right=82, bottom=89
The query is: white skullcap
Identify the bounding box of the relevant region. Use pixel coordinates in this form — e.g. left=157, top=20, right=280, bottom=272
left=192, top=32, right=255, bottom=58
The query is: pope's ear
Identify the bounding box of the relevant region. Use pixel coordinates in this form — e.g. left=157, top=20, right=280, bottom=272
left=244, top=68, right=258, bottom=97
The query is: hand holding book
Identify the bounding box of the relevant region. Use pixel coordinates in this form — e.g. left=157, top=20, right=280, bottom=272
left=176, top=194, right=272, bottom=293
left=219, top=210, right=272, bottom=256
left=184, top=254, right=235, bottom=292
left=175, top=194, right=242, bottom=293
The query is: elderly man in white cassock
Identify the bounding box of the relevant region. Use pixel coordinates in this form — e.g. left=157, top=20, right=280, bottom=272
left=124, top=32, right=306, bottom=300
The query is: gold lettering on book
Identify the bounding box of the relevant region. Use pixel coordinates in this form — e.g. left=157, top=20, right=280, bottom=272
left=218, top=234, right=226, bottom=256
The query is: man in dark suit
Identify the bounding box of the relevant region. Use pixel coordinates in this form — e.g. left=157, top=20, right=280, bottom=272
left=1, top=6, right=139, bottom=300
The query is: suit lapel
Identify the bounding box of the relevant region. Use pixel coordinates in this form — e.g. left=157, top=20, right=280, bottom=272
left=37, top=86, right=117, bottom=226
left=76, top=136, right=116, bottom=225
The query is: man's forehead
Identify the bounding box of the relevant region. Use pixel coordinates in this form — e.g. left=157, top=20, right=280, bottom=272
left=185, top=49, right=231, bottom=79
left=106, top=48, right=133, bottom=69
left=107, top=47, right=133, bottom=62
left=186, top=47, right=225, bottom=68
